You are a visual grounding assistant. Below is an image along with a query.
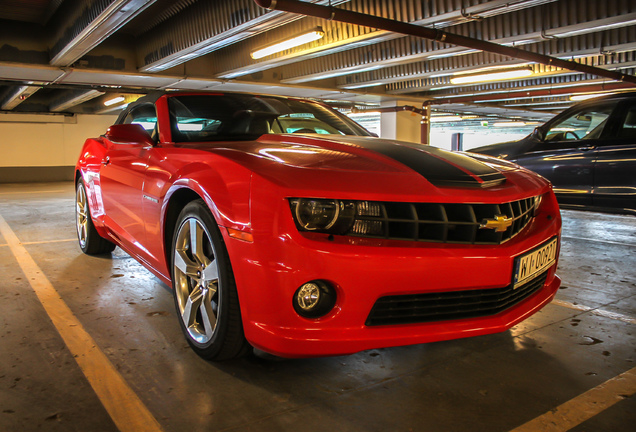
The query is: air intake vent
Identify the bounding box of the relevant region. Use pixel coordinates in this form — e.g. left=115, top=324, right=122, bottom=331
left=366, top=271, right=548, bottom=326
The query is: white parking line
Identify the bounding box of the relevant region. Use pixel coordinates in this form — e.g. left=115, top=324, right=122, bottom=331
left=510, top=366, right=636, bottom=432
left=0, top=213, right=164, bottom=432
left=552, top=299, right=636, bottom=325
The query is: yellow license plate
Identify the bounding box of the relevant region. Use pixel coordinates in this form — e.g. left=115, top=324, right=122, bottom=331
left=513, top=237, right=558, bottom=289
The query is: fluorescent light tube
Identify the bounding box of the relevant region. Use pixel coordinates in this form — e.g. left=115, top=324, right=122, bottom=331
left=570, top=93, right=612, bottom=101
left=451, top=68, right=533, bottom=85
left=251, top=30, right=324, bottom=59
left=430, top=116, right=462, bottom=122
left=104, top=96, right=125, bottom=106
left=493, top=121, right=527, bottom=127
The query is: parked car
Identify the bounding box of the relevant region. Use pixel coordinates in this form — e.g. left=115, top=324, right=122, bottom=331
left=75, top=91, right=561, bottom=360
left=471, top=92, right=636, bottom=215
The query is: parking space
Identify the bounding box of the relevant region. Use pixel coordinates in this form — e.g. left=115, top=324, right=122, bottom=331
left=0, top=182, right=634, bottom=432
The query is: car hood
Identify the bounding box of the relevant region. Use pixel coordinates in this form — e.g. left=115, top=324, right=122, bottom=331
left=191, top=134, right=526, bottom=189
left=470, top=135, right=536, bottom=159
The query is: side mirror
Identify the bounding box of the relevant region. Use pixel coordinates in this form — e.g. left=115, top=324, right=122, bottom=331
left=532, top=127, right=545, bottom=141
left=105, top=124, right=155, bottom=146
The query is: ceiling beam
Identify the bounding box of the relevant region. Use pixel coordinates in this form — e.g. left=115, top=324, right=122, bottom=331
left=137, top=0, right=351, bottom=73
left=425, top=82, right=635, bottom=105
left=50, top=0, right=156, bottom=67
left=342, top=43, right=636, bottom=94
left=50, top=90, right=105, bottom=112
left=424, top=75, right=628, bottom=102
left=281, top=11, right=636, bottom=85
left=254, top=0, right=636, bottom=85
left=1, top=85, right=41, bottom=110
left=216, top=0, right=555, bottom=79
left=0, top=61, right=407, bottom=105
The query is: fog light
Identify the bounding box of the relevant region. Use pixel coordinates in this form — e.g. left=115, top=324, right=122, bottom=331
left=293, top=280, right=336, bottom=318
left=297, top=283, right=320, bottom=309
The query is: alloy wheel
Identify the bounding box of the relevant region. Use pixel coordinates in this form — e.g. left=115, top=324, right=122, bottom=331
left=173, top=218, right=220, bottom=344
left=76, top=184, right=88, bottom=249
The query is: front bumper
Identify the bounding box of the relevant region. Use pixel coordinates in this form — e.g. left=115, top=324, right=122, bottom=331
left=224, top=187, right=562, bottom=358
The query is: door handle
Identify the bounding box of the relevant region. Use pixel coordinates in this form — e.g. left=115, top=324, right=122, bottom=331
left=102, top=157, right=110, bottom=166
left=577, top=145, right=596, bottom=151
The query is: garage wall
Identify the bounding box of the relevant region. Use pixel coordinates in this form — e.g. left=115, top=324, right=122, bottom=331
left=0, top=113, right=117, bottom=183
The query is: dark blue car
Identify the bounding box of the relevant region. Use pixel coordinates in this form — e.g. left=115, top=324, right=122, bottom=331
left=471, top=92, right=636, bottom=215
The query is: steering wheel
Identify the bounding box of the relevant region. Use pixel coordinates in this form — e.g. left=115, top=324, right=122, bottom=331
left=564, top=131, right=580, bottom=140
left=292, top=128, right=315, bottom=134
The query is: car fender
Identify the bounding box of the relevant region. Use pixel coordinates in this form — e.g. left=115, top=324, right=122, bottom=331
left=75, top=137, right=109, bottom=233
left=159, top=160, right=252, bottom=233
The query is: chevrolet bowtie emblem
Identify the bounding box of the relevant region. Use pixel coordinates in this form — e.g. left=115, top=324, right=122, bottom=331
left=480, top=214, right=513, bottom=232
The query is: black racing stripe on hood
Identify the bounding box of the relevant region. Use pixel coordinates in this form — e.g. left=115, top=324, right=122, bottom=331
left=353, top=139, right=506, bottom=187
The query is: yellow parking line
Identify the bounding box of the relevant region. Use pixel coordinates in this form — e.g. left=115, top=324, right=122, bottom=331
left=510, top=366, right=636, bottom=432
left=552, top=299, right=636, bottom=325
left=0, top=214, right=164, bottom=432
left=2, top=239, right=76, bottom=248
left=21, top=238, right=77, bottom=245
left=0, top=189, right=67, bottom=195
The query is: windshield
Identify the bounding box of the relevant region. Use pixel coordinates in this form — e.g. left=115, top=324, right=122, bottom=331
left=543, top=102, right=616, bottom=142
left=167, top=94, right=370, bottom=142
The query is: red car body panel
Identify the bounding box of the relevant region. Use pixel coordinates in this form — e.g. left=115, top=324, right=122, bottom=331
left=76, top=92, right=562, bottom=358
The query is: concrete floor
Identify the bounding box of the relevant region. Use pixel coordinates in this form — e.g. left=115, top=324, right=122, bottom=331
left=0, top=182, right=634, bottom=432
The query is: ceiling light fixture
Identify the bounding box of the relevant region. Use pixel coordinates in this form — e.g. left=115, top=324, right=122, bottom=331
left=430, top=115, right=462, bottom=122
left=251, top=28, right=324, bottom=59
left=104, top=96, right=125, bottom=106
left=493, top=121, right=527, bottom=127
left=97, top=94, right=144, bottom=114
left=97, top=103, right=130, bottom=114
left=450, top=67, right=533, bottom=85
left=570, top=92, right=613, bottom=101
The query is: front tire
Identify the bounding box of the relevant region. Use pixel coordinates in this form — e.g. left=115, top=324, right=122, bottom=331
left=76, top=179, right=116, bottom=255
left=172, top=200, right=249, bottom=361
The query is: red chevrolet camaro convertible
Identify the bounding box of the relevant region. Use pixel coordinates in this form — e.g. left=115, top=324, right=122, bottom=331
left=75, top=91, right=561, bottom=360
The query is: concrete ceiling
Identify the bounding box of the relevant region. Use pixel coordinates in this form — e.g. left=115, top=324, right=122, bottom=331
left=0, top=0, right=635, bottom=129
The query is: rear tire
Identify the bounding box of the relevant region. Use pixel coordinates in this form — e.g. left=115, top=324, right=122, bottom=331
left=171, top=200, right=249, bottom=361
left=76, top=179, right=116, bottom=255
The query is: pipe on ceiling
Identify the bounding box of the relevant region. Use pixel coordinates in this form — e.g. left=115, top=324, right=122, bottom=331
left=352, top=105, right=427, bottom=116
left=253, top=0, right=636, bottom=86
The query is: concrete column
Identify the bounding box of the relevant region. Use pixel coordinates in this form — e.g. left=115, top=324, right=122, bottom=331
left=421, top=104, right=430, bottom=145
left=380, top=100, right=423, bottom=144
left=451, top=132, right=463, bottom=151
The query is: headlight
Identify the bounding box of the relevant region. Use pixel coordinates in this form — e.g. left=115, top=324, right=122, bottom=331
left=290, top=198, right=355, bottom=234
left=295, top=199, right=339, bottom=230
left=533, top=194, right=543, bottom=216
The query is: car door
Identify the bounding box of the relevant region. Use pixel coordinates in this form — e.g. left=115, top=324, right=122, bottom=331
left=511, top=101, right=618, bottom=207
left=99, top=104, right=158, bottom=256
left=592, top=99, right=636, bottom=212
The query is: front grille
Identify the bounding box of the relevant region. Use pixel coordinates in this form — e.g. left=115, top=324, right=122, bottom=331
left=366, top=271, right=548, bottom=326
left=350, top=197, right=538, bottom=244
